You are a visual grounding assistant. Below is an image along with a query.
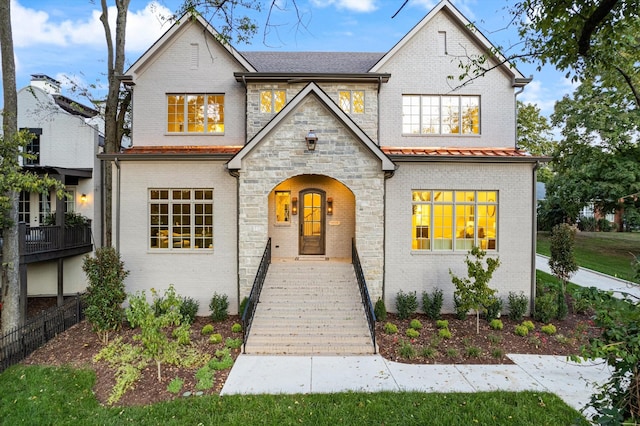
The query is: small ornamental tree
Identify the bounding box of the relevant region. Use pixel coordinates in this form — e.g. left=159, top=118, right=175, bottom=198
left=126, top=285, right=183, bottom=382
left=450, top=246, right=500, bottom=334
left=548, top=223, right=578, bottom=319
left=82, top=247, right=129, bottom=344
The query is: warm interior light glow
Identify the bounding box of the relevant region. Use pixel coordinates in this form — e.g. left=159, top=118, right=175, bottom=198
left=80, top=193, right=87, bottom=203
left=292, top=197, right=298, bottom=215
left=327, top=197, right=333, bottom=215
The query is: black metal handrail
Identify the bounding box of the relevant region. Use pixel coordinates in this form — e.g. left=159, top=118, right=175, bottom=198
left=352, top=239, right=377, bottom=353
left=241, top=238, right=271, bottom=353
left=0, top=222, right=92, bottom=257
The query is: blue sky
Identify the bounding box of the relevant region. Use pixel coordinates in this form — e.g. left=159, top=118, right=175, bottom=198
left=5, top=0, right=574, bottom=118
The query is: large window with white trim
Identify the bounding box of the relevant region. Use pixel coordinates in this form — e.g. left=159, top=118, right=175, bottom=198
left=167, top=94, right=224, bottom=133
left=412, top=190, right=497, bottom=251
left=402, top=95, right=479, bottom=135
left=149, top=189, right=213, bottom=250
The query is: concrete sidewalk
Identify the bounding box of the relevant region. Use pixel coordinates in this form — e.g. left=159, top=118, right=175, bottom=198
left=536, top=254, right=640, bottom=300
left=221, top=353, right=611, bottom=416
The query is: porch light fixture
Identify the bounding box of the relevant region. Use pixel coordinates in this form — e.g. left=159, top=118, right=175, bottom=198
left=327, top=197, right=333, bottom=215
left=305, top=130, right=318, bottom=151
left=80, top=193, right=87, bottom=203
left=292, top=197, right=298, bottom=215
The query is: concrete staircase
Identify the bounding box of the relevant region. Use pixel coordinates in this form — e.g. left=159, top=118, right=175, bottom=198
left=243, top=260, right=376, bottom=355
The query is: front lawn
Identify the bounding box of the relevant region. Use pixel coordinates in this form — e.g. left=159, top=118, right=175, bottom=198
left=0, top=364, right=588, bottom=425
left=537, top=231, right=639, bottom=282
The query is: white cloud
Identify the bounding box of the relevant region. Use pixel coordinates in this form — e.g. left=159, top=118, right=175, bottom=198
left=11, top=0, right=172, bottom=53
left=310, top=0, right=378, bottom=13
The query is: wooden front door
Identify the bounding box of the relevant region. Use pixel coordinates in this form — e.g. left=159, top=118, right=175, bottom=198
left=299, top=189, right=325, bottom=255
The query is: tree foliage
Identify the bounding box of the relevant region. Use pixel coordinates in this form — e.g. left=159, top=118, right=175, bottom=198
left=450, top=246, right=500, bottom=334
left=517, top=100, right=555, bottom=182
left=548, top=223, right=578, bottom=296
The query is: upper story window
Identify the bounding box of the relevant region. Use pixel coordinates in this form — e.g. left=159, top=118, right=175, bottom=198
left=412, top=190, right=497, bottom=252
left=339, top=91, right=364, bottom=114
left=19, top=191, right=30, bottom=223
left=260, top=90, right=286, bottom=113
left=167, top=94, right=224, bottom=134
left=21, top=128, right=42, bottom=165
left=402, top=95, right=479, bottom=135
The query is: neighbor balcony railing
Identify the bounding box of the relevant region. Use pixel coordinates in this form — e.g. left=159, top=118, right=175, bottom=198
left=352, top=239, right=377, bottom=353
left=241, top=238, right=271, bottom=353
left=0, top=222, right=93, bottom=260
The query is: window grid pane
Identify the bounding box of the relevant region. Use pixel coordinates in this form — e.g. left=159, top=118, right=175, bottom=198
left=402, top=95, right=421, bottom=134
left=167, top=94, right=224, bottom=134
left=339, top=91, right=351, bottom=113
left=150, top=189, right=213, bottom=250
left=412, top=190, right=497, bottom=251
left=402, top=95, right=479, bottom=135
left=352, top=91, right=364, bottom=114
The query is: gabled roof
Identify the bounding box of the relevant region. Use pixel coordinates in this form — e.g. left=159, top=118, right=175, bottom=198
left=369, top=0, right=528, bottom=85
left=125, top=14, right=256, bottom=76
left=227, top=82, right=395, bottom=171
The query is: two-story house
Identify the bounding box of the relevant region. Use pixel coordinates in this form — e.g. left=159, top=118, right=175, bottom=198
left=104, top=1, right=541, bottom=352
left=1, top=74, right=100, bottom=315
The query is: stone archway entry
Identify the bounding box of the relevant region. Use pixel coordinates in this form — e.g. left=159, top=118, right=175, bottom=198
left=299, top=189, right=325, bottom=255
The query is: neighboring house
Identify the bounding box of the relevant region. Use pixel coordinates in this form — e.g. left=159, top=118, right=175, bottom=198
left=0, top=74, right=101, bottom=314
left=104, top=1, right=542, bottom=321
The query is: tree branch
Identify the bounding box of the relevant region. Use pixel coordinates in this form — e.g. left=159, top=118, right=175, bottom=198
left=615, top=66, right=640, bottom=108
left=577, top=0, right=619, bottom=56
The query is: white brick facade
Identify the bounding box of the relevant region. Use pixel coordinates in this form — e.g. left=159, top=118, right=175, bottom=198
left=115, top=1, right=539, bottom=316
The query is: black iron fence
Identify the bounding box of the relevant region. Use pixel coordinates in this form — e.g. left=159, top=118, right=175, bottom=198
left=0, top=294, right=85, bottom=373
left=352, top=239, right=377, bottom=353
left=241, top=238, right=271, bottom=353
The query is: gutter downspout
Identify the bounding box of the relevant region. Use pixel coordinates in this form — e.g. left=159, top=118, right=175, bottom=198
left=514, top=85, right=525, bottom=149
left=531, top=161, right=540, bottom=315
left=114, top=157, right=121, bottom=253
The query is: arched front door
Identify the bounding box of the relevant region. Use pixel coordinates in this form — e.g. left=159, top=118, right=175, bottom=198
left=299, top=189, right=325, bottom=255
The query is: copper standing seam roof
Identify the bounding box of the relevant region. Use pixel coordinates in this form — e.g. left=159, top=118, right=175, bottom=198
left=381, top=147, right=533, bottom=158
left=119, top=146, right=532, bottom=158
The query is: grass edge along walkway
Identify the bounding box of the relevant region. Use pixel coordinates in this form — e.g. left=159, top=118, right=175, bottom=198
left=0, top=364, right=589, bottom=425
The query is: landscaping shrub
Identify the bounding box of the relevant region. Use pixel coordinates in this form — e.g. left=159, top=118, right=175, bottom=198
left=409, top=319, right=423, bottom=330
left=82, top=247, right=129, bottom=345
left=225, top=337, right=242, bottom=349
left=435, top=319, right=449, bottom=329
left=231, top=323, right=242, bottom=333
left=514, top=324, right=529, bottom=336
left=484, top=295, right=503, bottom=322
left=201, top=324, right=214, bottom=335
left=507, top=292, right=528, bottom=321
left=166, top=377, right=183, bottom=394
left=541, top=324, right=557, bottom=335
left=172, top=324, right=191, bottom=345
left=398, top=340, right=416, bottom=359
left=522, top=320, right=535, bottom=331
left=395, top=290, right=418, bottom=320
left=374, top=298, right=387, bottom=322
left=534, top=290, right=558, bottom=323
left=209, top=333, right=223, bottom=344
left=180, top=297, right=199, bottom=325
left=420, top=346, right=437, bottom=359
left=209, top=293, right=229, bottom=322
left=571, top=286, right=598, bottom=314
left=489, top=319, right=503, bottom=330
left=384, top=322, right=398, bottom=334
left=239, top=297, right=249, bottom=317
left=453, top=293, right=468, bottom=320
left=422, top=288, right=443, bottom=320
left=438, top=328, right=452, bottom=339
left=406, top=328, right=420, bottom=338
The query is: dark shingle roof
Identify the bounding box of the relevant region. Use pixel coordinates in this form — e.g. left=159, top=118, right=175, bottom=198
left=240, top=51, right=385, bottom=73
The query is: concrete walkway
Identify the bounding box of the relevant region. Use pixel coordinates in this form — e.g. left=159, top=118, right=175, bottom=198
left=536, top=254, right=640, bottom=300
left=222, top=258, right=640, bottom=417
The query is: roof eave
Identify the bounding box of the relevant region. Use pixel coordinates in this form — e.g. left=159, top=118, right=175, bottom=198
left=234, top=72, right=391, bottom=83
left=387, top=154, right=550, bottom=163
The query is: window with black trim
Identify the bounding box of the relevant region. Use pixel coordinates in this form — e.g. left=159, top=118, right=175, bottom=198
left=149, top=189, right=213, bottom=250
left=412, top=190, right=497, bottom=251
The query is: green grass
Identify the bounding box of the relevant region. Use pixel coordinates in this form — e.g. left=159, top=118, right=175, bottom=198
left=0, top=365, right=588, bottom=425
left=537, top=231, right=639, bottom=282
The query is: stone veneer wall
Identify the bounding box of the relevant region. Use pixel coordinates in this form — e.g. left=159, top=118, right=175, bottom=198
left=238, top=94, right=386, bottom=301
left=246, top=82, right=379, bottom=142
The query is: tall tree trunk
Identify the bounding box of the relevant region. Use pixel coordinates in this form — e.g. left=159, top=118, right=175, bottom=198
left=0, top=0, right=22, bottom=331
left=99, top=0, right=130, bottom=247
